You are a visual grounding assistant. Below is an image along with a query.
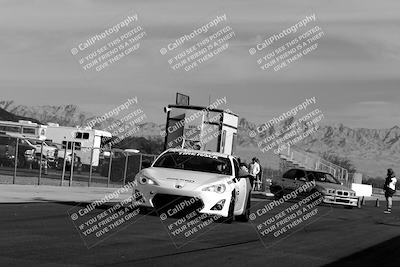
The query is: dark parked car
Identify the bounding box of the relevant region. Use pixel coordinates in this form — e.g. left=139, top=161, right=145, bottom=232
left=270, top=168, right=358, bottom=208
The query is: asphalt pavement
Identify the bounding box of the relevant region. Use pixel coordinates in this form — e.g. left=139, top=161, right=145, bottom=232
left=0, top=199, right=399, bottom=267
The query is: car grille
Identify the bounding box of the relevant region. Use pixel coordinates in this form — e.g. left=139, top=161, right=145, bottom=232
left=152, top=194, right=204, bottom=214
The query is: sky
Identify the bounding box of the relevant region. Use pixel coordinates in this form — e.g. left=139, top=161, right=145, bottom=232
left=0, top=0, right=399, bottom=128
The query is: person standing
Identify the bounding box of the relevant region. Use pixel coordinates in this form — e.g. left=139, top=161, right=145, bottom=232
left=256, top=158, right=263, bottom=191
left=249, top=157, right=260, bottom=190
left=384, top=168, right=397, bottom=214
left=237, top=158, right=249, bottom=172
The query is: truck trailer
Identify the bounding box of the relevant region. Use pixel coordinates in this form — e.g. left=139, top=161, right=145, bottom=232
left=163, top=105, right=238, bottom=155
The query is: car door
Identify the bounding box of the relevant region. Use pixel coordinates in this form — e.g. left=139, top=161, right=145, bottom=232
left=293, top=169, right=308, bottom=193
left=232, top=158, right=248, bottom=212
left=281, top=169, right=298, bottom=192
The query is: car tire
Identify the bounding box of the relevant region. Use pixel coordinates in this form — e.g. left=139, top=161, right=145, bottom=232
left=236, top=194, right=251, bottom=222
left=307, top=189, right=323, bottom=205
left=271, top=186, right=284, bottom=199
left=310, top=189, right=321, bottom=197
left=138, top=206, right=148, bottom=214
left=224, top=191, right=235, bottom=224
left=131, top=192, right=146, bottom=214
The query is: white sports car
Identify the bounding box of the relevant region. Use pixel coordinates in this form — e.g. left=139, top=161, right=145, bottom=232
left=132, top=149, right=252, bottom=223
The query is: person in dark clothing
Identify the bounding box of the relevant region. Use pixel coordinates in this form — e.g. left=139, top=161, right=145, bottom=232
left=237, top=158, right=253, bottom=187
left=237, top=158, right=249, bottom=172
left=256, top=158, right=263, bottom=191
left=384, top=168, right=397, bottom=214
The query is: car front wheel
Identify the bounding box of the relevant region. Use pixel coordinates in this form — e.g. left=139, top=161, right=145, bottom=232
left=224, top=191, right=235, bottom=224
left=236, top=194, right=251, bottom=222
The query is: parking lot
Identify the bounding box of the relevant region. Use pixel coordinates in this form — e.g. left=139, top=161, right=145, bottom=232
left=0, top=199, right=399, bottom=267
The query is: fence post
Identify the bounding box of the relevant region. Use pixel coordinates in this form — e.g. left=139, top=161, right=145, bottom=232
left=88, top=148, right=94, bottom=187
left=13, top=138, right=19, bottom=184
left=69, top=142, right=75, bottom=187
left=107, top=151, right=113, bottom=188
left=61, top=144, right=67, bottom=186
left=38, top=142, right=44, bottom=185
left=123, top=152, right=128, bottom=185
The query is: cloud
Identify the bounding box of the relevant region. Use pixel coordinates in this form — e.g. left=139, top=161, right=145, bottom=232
left=328, top=101, right=400, bottom=128
left=0, top=0, right=400, bottom=128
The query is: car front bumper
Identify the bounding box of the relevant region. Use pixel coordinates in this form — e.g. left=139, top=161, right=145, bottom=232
left=132, top=184, right=233, bottom=217
left=323, top=194, right=358, bottom=207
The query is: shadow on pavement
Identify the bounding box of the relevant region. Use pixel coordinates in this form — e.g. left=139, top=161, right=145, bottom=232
left=323, top=235, right=400, bottom=267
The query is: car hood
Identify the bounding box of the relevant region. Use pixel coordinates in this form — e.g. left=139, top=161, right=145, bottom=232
left=139, top=167, right=232, bottom=190
left=316, top=182, right=354, bottom=192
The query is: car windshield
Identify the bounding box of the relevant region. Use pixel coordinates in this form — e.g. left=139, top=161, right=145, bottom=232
left=308, top=172, right=340, bottom=184
left=153, top=151, right=232, bottom=175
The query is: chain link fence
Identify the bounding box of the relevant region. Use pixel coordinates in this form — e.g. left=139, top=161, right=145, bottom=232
left=0, top=135, right=286, bottom=192
left=0, top=136, right=157, bottom=187
left=252, top=168, right=282, bottom=192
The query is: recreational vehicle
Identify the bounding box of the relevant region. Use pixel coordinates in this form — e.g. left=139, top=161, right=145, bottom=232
left=44, top=124, right=112, bottom=167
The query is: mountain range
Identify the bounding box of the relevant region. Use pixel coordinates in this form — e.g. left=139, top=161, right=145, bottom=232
left=1, top=101, right=398, bottom=178
left=236, top=118, right=400, bottom=178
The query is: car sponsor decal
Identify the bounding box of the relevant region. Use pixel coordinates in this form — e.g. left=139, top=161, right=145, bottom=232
left=178, top=151, right=218, bottom=159
left=166, top=178, right=195, bottom=183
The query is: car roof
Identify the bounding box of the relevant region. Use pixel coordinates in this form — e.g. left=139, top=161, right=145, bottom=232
left=165, top=148, right=231, bottom=159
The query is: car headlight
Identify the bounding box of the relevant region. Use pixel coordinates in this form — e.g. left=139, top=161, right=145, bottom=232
left=202, top=184, right=226, bottom=194
left=326, top=189, right=336, bottom=194
left=137, top=175, right=159, bottom=186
